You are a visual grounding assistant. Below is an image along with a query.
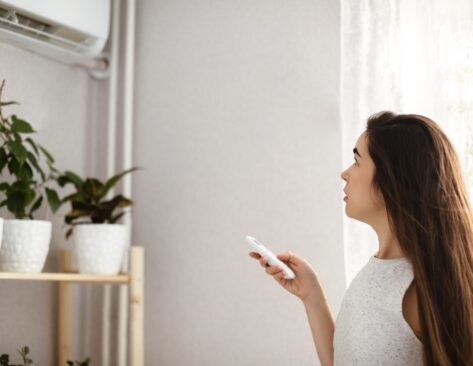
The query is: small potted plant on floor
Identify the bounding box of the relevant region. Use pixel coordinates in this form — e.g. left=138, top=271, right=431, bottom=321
left=0, top=346, right=33, bottom=366
left=0, top=80, right=61, bottom=273
left=0, top=346, right=91, bottom=366
left=57, top=167, right=138, bottom=275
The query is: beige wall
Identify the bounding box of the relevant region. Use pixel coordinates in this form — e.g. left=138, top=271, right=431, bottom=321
left=133, top=0, right=344, bottom=364
left=0, top=0, right=344, bottom=365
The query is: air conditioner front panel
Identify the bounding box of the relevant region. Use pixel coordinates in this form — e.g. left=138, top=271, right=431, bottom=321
left=0, top=0, right=110, bottom=63
left=0, top=0, right=110, bottom=37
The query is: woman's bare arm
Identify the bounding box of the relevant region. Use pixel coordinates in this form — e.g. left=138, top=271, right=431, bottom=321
left=249, top=251, right=335, bottom=364
left=302, top=284, right=334, bottom=366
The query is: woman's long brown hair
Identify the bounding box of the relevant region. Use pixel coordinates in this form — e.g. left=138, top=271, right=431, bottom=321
left=365, top=111, right=473, bottom=365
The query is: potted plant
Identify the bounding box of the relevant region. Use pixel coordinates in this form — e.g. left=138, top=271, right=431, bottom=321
left=0, top=345, right=91, bottom=366
left=0, top=80, right=61, bottom=273
left=57, top=167, right=138, bottom=275
left=0, top=346, right=33, bottom=366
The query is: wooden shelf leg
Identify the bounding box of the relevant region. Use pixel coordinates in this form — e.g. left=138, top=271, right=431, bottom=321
left=130, top=246, right=144, bottom=366
left=58, top=250, right=73, bottom=366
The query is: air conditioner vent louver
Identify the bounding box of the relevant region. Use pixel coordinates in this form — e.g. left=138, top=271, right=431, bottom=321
left=0, top=5, right=97, bottom=53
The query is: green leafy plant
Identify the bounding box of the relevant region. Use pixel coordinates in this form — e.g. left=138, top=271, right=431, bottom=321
left=0, top=345, right=92, bottom=366
left=67, top=358, right=91, bottom=366
left=57, top=167, right=139, bottom=238
left=0, top=346, right=33, bottom=366
left=0, top=80, right=61, bottom=219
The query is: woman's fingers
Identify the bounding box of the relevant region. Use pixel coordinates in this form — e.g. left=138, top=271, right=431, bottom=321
left=249, top=252, right=287, bottom=275
left=266, top=264, right=284, bottom=276
left=275, top=270, right=287, bottom=281
left=248, top=252, right=266, bottom=267
left=249, top=252, right=261, bottom=259
left=260, top=257, right=269, bottom=267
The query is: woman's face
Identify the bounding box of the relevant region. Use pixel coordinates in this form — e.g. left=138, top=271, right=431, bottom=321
left=340, top=131, right=385, bottom=223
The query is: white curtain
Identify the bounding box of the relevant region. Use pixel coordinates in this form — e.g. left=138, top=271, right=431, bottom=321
left=341, top=0, right=473, bottom=285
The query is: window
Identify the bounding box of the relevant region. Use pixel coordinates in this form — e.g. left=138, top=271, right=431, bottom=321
left=341, top=0, right=473, bottom=285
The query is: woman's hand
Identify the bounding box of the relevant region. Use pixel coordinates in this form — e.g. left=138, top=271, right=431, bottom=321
left=248, top=250, right=322, bottom=303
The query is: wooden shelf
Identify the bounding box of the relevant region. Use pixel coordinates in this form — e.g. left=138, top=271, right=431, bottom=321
left=0, top=246, right=144, bottom=366
left=0, top=272, right=130, bottom=284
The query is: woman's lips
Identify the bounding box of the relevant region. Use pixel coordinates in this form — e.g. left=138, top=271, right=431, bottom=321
left=343, top=196, right=348, bottom=201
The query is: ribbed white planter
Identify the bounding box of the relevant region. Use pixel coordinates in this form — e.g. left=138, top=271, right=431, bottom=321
left=73, top=223, right=128, bottom=275
left=0, top=219, right=52, bottom=273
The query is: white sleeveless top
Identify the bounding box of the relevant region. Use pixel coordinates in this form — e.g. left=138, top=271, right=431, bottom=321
left=333, top=254, right=424, bottom=365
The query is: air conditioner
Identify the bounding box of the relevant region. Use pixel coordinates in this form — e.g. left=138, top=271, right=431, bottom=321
left=0, top=0, right=110, bottom=64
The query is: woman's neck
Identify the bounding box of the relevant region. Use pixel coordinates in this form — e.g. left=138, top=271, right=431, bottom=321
left=371, top=212, right=405, bottom=259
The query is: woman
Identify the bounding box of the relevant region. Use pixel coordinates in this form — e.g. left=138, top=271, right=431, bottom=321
left=249, top=111, right=473, bottom=365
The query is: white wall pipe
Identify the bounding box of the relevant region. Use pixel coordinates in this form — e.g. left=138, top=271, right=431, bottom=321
left=118, top=0, right=136, bottom=365
left=103, top=0, right=121, bottom=365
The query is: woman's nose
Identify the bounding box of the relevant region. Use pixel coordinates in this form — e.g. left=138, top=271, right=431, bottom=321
left=341, top=169, right=348, bottom=181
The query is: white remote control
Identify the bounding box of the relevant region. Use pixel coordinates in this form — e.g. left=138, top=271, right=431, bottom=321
left=246, top=235, right=296, bottom=279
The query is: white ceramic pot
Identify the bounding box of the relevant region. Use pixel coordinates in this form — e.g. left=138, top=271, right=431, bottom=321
left=73, top=224, right=128, bottom=275
left=0, top=219, right=51, bottom=273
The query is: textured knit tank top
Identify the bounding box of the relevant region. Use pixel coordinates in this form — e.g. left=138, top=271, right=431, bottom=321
left=333, top=254, right=424, bottom=365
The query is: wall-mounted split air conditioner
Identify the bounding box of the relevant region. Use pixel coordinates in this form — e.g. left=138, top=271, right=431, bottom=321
left=0, top=0, right=110, bottom=64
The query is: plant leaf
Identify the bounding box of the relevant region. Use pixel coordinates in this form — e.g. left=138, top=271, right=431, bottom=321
left=101, top=167, right=139, bottom=200
left=61, top=192, right=85, bottom=203
left=13, top=130, right=22, bottom=142
left=109, top=211, right=126, bottom=223
left=6, top=192, right=26, bottom=218
left=11, top=115, right=35, bottom=133
left=25, top=137, right=39, bottom=156
left=7, top=156, right=20, bottom=175
left=6, top=182, right=36, bottom=219
left=19, top=345, right=29, bottom=356
left=47, top=162, right=59, bottom=174
left=17, top=161, right=33, bottom=181
left=0, top=147, right=7, bottom=172
left=65, top=227, right=74, bottom=239
left=27, top=151, right=45, bottom=181
left=8, top=140, right=27, bottom=166
left=45, top=187, right=61, bottom=213
left=57, top=171, right=83, bottom=189
left=0, top=101, right=18, bottom=106
left=29, top=195, right=43, bottom=215
left=37, top=143, right=54, bottom=163
left=65, top=209, right=93, bottom=224
left=71, top=200, right=95, bottom=212
left=97, top=195, right=132, bottom=222
left=83, top=178, right=104, bottom=201
left=0, top=354, right=9, bottom=366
